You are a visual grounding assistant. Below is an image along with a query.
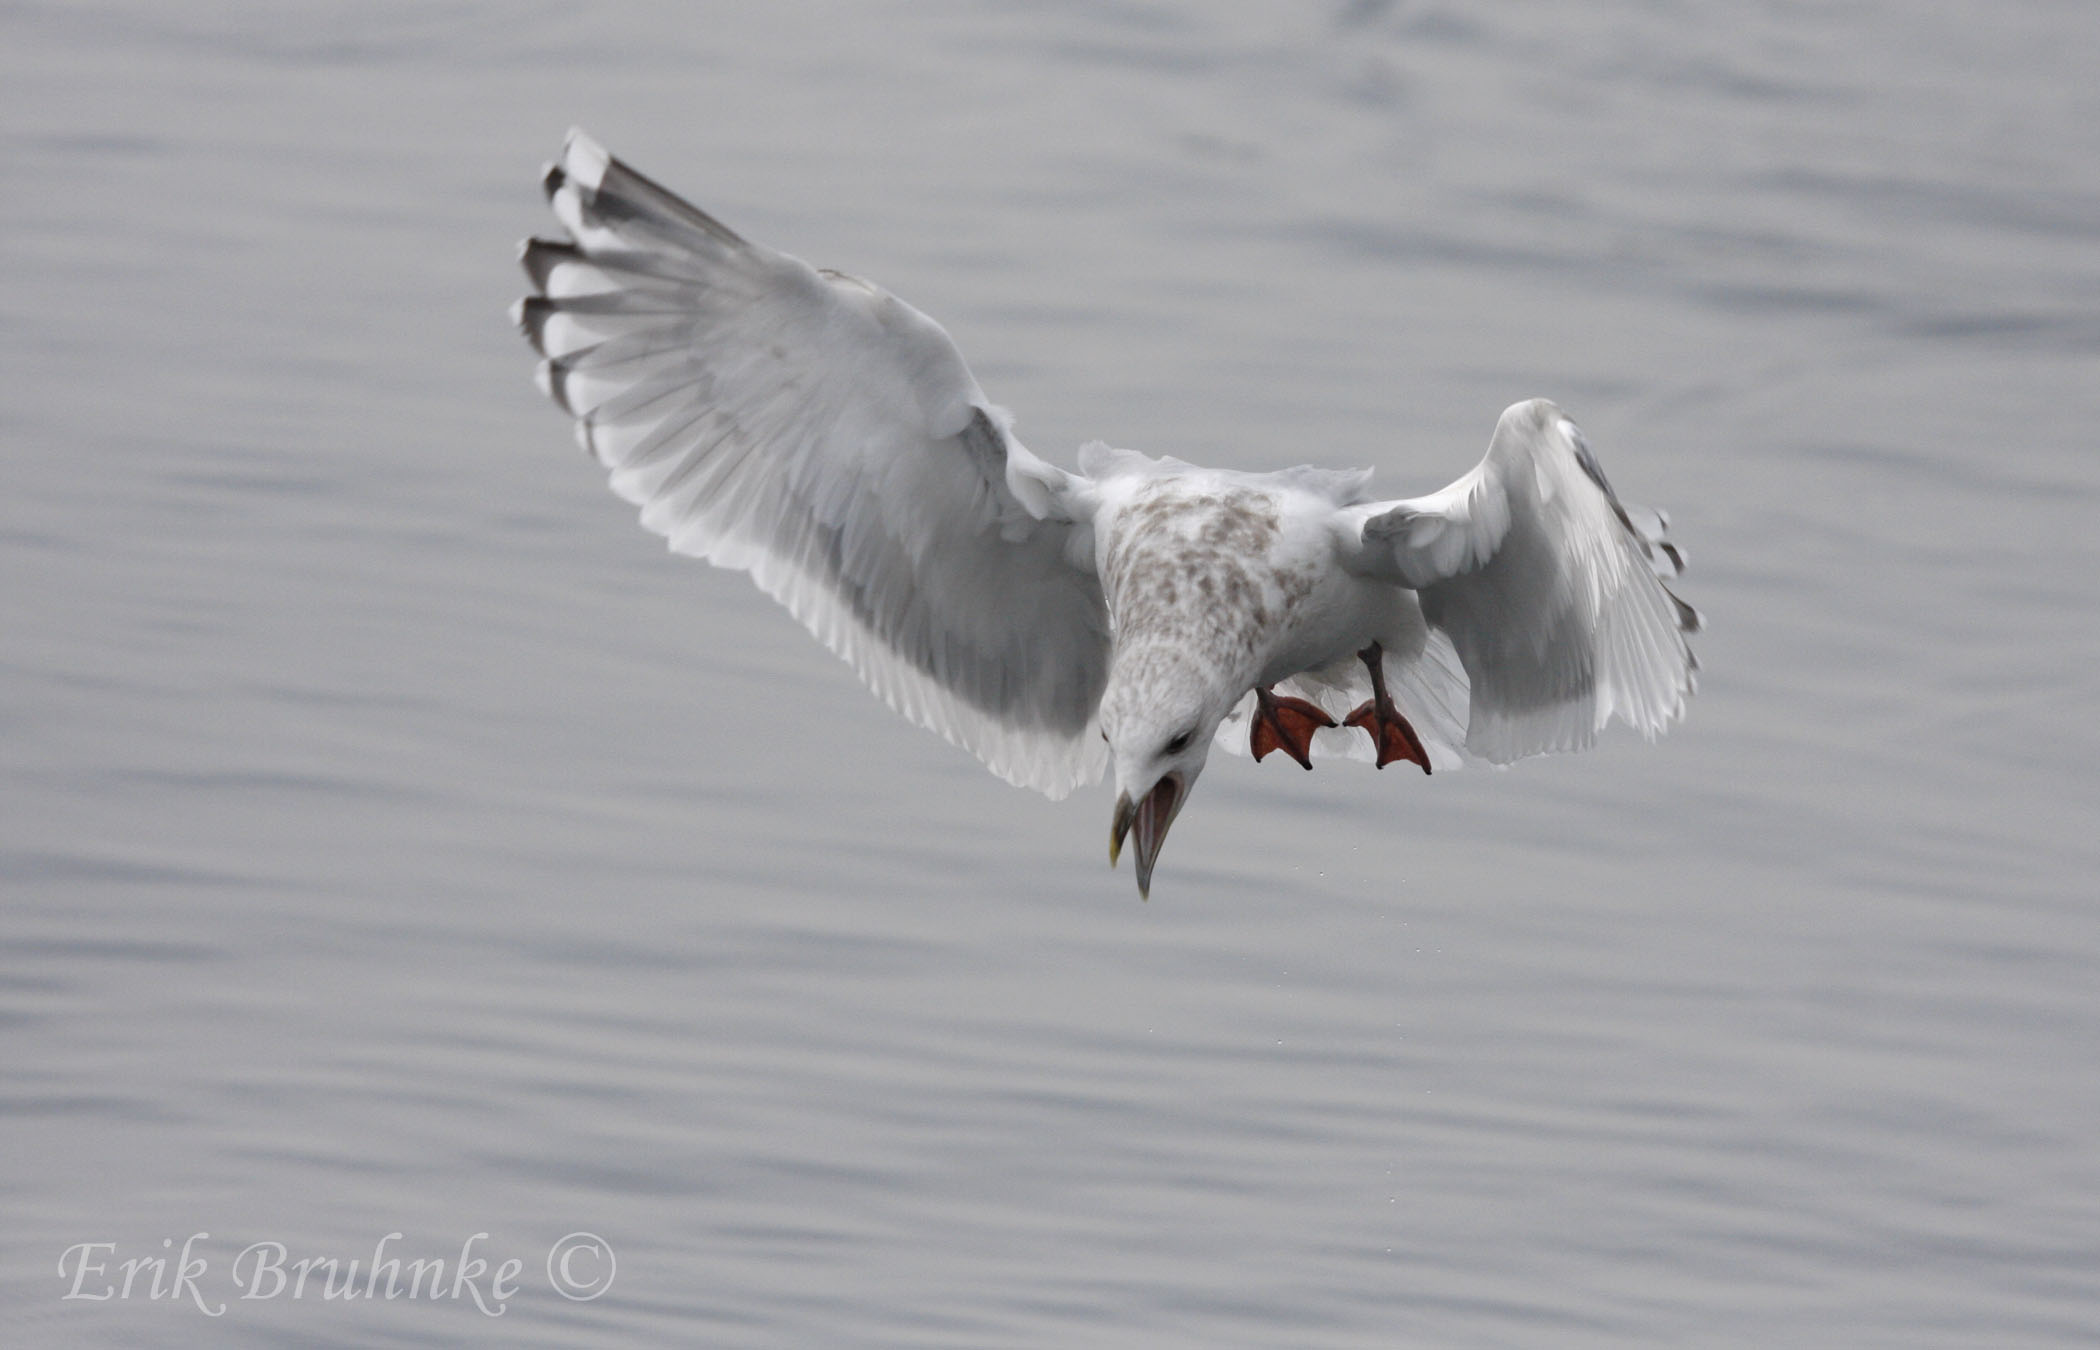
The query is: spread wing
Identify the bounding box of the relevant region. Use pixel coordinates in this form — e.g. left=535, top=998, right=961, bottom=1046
left=1344, top=399, right=1701, bottom=762
left=514, top=130, right=1111, bottom=797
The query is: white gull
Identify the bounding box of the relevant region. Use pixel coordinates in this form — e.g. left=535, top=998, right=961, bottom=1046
left=514, top=130, right=1701, bottom=898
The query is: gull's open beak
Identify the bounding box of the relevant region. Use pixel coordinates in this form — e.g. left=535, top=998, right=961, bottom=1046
left=1108, top=773, right=1185, bottom=900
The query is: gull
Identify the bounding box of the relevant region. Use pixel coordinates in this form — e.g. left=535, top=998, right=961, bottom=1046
left=514, top=130, right=1701, bottom=898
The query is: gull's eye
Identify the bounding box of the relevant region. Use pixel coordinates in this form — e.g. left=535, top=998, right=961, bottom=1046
left=1163, top=729, right=1194, bottom=756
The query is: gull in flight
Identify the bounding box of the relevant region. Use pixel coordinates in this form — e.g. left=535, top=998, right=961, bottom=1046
left=515, top=130, right=1700, bottom=898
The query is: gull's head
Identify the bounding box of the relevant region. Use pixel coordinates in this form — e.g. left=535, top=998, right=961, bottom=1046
left=1100, top=644, right=1234, bottom=899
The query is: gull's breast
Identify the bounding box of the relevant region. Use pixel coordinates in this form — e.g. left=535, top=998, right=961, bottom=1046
left=1095, top=477, right=1386, bottom=687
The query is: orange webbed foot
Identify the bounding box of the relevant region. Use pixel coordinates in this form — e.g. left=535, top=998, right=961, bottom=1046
left=1344, top=699, right=1432, bottom=772
left=1251, top=688, right=1336, bottom=770
left=1347, top=643, right=1432, bottom=774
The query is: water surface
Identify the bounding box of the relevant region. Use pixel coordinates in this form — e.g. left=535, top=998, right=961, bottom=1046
left=5, top=2, right=2098, bottom=1345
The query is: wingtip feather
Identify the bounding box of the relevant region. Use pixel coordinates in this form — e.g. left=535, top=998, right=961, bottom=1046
left=532, top=359, right=565, bottom=411
left=518, top=237, right=582, bottom=291
left=561, top=127, right=611, bottom=193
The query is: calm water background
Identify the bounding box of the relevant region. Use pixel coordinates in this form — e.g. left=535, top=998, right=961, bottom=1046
left=6, top=2, right=2098, bottom=1345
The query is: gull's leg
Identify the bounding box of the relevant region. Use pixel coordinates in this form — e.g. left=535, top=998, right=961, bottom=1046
left=1251, top=687, right=1336, bottom=770
left=1344, top=643, right=1432, bottom=773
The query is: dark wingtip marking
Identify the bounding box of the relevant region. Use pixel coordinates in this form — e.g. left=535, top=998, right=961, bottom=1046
left=534, top=360, right=576, bottom=416
left=591, top=153, right=749, bottom=248
left=540, top=160, right=567, bottom=202
left=514, top=295, right=555, bottom=351
left=577, top=417, right=612, bottom=466
left=520, top=237, right=582, bottom=290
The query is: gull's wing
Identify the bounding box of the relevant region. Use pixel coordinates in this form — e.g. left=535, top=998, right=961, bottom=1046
left=514, top=130, right=1110, bottom=797
left=1343, top=399, right=1701, bottom=762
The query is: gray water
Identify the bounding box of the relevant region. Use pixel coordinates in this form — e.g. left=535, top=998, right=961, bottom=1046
left=6, top=2, right=2098, bottom=1346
